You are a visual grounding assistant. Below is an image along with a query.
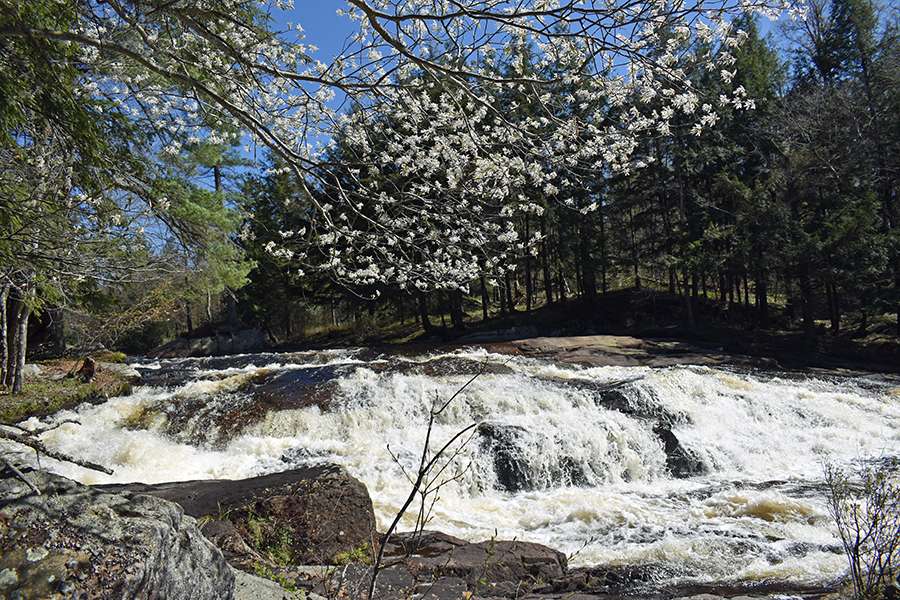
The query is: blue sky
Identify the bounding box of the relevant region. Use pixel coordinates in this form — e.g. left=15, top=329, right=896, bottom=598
left=280, top=3, right=356, bottom=62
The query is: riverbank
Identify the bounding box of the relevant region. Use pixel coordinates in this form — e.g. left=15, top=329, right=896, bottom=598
left=0, top=356, right=138, bottom=424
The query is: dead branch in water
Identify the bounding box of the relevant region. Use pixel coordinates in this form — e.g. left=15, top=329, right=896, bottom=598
left=367, top=357, right=508, bottom=600
left=0, top=422, right=113, bottom=475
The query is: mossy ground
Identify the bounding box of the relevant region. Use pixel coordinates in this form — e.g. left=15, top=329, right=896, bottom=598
left=0, top=358, right=132, bottom=423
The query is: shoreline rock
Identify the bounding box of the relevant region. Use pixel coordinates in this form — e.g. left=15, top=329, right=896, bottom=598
left=98, top=465, right=377, bottom=568
left=0, top=468, right=233, bottom=599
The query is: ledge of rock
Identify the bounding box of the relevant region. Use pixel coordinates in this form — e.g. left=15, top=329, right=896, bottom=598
left=98, top=465, right=377, bottom=568
left=317, top=530, right=567, bottom=599
left=0, top=468, right=233, bottom=600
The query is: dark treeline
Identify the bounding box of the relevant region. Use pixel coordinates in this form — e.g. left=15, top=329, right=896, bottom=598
left=232, top=3, right=898, bottom=343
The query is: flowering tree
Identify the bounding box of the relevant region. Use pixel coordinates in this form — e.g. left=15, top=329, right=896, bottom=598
left=1, top=0, right=790, bottom=297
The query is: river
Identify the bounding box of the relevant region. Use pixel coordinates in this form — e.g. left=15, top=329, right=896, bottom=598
left=20, top=346, right=900, bottom=591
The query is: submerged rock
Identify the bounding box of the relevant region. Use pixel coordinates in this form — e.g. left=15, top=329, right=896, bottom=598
left=653, top=423, right=706, bottom=477
left=0, top=468, right=233, bottom=600
left=99, top=465, right=376, bottom=567
left=477, top=422, right=588, bottom=492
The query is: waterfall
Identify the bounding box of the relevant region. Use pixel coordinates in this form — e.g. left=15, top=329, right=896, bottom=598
left=13, top=348, right=899, bottom=587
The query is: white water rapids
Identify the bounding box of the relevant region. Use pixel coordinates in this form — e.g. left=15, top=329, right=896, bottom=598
left=12, top=348, right=900, bottom=588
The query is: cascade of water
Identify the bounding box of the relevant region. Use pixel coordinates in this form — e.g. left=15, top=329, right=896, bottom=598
left=13, top=348, right=899, bottom=587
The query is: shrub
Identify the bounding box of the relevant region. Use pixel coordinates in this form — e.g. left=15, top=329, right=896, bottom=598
left=824, top=459, right=900, bottom=600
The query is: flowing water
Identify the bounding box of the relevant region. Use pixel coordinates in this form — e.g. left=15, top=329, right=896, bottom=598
left=12, top=347, right=900, bottom=590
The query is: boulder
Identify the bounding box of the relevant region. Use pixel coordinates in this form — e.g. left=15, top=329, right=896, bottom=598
left=478, top=422, right=535, bottom=492
left=99, top=465, right=377, bottom=567
left=0, top=468, right=233, bottom=600
left=653, top=424, right=706, bottom=477
left=97, top=361, right=142, bottom=383
left=21, top=364, right=43, bottom=379
left=321, top=531, right=567, bottom=599
left=477, top=423, right=587, bottom=492
left=385, top=531, right=567, bottom=591
left=233, top=567, right=324, bottom=600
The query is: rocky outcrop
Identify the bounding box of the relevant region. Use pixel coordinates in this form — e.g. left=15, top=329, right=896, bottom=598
left=477, top=422, right=587, bottom=492
left=316, top=530, right=567, bottom=599
left=653, top=423, right=706, bottom=477
left=594, top=384, right=705, bottom=478
left=0, top=468, right=233, bottom=599
left=99, top=465, right=377, bottom=567
left=152, top=328, right=269, bottom=358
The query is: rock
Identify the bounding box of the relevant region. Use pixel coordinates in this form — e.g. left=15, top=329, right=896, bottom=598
left=477, top=423, right=587, bottom=492
left=97, top=361, right=142, bottom=383
left=385, top=531, right=567, bottom=591
left=0, top=468, right=233, bottom=600
left=249, top=367, right=341, bottom=411
left=21, top=364, right=43, bottom=379
left=142, top=366, right=343, bottom=445
left=478, top=422, right=534, bottom=492
left=233, top=567, right=324, bottom=600
left=98, top=465, right=377, bottom=566
left=653, top=423, right=706, bottom=477
left=152, top=328, right=269, bottom=358
left=321, top=532, right=567, bottom=599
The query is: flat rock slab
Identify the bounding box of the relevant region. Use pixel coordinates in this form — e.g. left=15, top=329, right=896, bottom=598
left=489, top=335, right=777, bottom=369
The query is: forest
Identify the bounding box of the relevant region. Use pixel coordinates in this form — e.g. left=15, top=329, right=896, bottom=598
left=1, top=0, right=898, bottom=391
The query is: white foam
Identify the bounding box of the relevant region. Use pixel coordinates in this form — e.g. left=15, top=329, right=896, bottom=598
left=12, top=350, right=898, bottom=587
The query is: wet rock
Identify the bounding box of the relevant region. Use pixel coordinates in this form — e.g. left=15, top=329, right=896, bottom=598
left=542, top=563, right=675, bottom=595
left=99, top=465, right=376, bottom=567
left=478, top=422, right=534, bottom=492
left=477, top=423, right=588, bottom=492
left=385, top=531, right=567, bottom=590
left=653, top=423, right=706, bottom=477
left=0, top=468, right=233, bottom=600
left=147, top=366, right=342, bottom=445
left=594, top=382, right=686, bottom=426
left=328, top=532, right=567, bottom=599
left=249, top=367, right=341, bottom=410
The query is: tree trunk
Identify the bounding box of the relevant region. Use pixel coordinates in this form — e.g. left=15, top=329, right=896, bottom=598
left=598, top=205, right=608, bottom=295
left=799, top=271, right=815, bottom=334
left=417, top=292, right=433, bottom=332
left=629, top=208, right=640, bottom=290
left=826, top=281, right=840, bottom=335
left=0, top=283, right=8, bottom=388
left=449, top=290, right=465, bottom=331
left=755, top=272, right=768, bottom=327
left=579, top=222, right=597, bottom=301
left=504, top=271, right=514, bottom=313
left=540, top=217, right=553, bottom=304
left=682, top=270, right=695, bottom=329
left=479, top=274, right=490, bottom=321
left=185, top=302, right=194, bottom=335
left=11, top=293, right=29, bottom=394
left=524, top=215, right=533, bottom=311
left=49, top=306, right=66, bottom=356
